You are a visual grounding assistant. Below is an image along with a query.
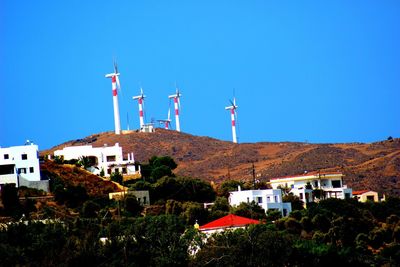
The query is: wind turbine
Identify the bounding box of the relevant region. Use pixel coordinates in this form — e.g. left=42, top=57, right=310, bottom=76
left=168, top=87, right=182, bottom=132
left=158, top=107, right=172, bottom=129
left=132, top=88, right=146, bottom=129
left=225, top=97, right=238, bottom=143
left=105, top=60, right=122, bottom=135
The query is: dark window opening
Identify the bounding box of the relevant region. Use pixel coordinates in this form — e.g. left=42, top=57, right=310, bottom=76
left=106, top=155, right=116, bottom=162
left=122, top=168, right=127, bottom=174
left=331, top=180, right=341, bottom=188
left=257, top=197, right=262, bottom=204
left=4, top=154, right=9, bottom=160
left=18, top=168, right=27, bottom=174
left=29, top=167, right=34, bottom=173
left=367, top=195, right=374, bottom=201
left=21, top=154, right=28, bottom=160
left=107, top=169, right=112, bottom=175
left=0, top=164, right=15, bottom=175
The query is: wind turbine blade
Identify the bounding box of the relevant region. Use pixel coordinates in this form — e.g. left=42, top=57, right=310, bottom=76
left=116, top=75, right=122, bottom=94
left=167, top=107, right=171, bottom=120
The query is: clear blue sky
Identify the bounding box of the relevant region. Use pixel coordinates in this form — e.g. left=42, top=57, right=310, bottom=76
left=1, top=1, right=399, bottom=149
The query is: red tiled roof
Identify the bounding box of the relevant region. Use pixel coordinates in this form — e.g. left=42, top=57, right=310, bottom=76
left=352, top=190, right=370, bottom=195
left=270, top=171, right=343, bottom=180
left=199, top=214, right=260, bottom=231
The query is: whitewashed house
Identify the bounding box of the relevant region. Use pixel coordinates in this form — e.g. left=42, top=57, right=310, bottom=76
left=0, top=142, right=48, bottom=191
left=269, top=171, right=352, bottom=204
left=229, top=187, right=292, bottom=217
left=54, top=143, right=140, bottom=177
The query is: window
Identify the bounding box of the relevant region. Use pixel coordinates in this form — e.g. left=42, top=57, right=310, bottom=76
left=0, top=164, right=14, bottom=175
left=21, top=154, right=28, bottom=160
left=274, top=195, right=278, bottom=202
left=267, top=196, right=271, bottom=203
left=256, top=197, right=262, bottom=204
left=4, top=154, right=9, bottom=160
left=345, top=193, right=351, bottom=199
left=367, top=195, right=374, bottom=201
left=122, top=168, right=127, bottom=174
left=247, top=197, right=250, bottom=203
left=106, top=155, right=116, bottom=162
left=18, top=168, right=27, bottom=174
left=314, top=181, right=318, bottom=187
left=331, top=180, right=341, bottom=188
left=299, top=193, right=304, bottom=200
left=107, top=169, right=112, bottom=175
left=143, top=196, right=147, bottom=204
left=283, top=209, right=288, bottom=217
left=29, top=167, right=34, bottom=173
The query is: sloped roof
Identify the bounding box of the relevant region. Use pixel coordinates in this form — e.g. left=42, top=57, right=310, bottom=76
left=199, top=214, right=260, bottom=231
left=352, top=190, right=372, bottom=195
left=270, top=171, right=343, bottom=181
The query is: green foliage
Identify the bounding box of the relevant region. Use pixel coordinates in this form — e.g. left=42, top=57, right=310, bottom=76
left=151, top=165, right=172, bottom=181
left=217, top=180, right=244, bottom=197
left=124, top=195, right=143, bottom=217
left=141, top=156, right=178, bottom=182
left=283, top=193, right=304, bottom=211
left=0, top=183, right=22, bottom=217
left=192, top=224, right=293, bottom=267
left=152, top=176, right=215, bottom=203
left=110, top=172, right=123, bottom=184
left=267, top=209, right=282, bottom=221
left=150, top=156, right=177, bottom=170
left=81, top=200, right=100, bottom=218
left=78, top=156, right=93, bottom=169
left=231, top=201, right=266, bottom=220
left=99, top=168, right=105, bottom=177
left=181, top=202, right=209, bottom=225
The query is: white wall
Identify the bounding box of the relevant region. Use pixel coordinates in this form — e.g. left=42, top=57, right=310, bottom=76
left=0, top=144, right=41, bottom=185
left=54, top=143, right=138, bottom=177
left=229, top=189, right=292, bottom=216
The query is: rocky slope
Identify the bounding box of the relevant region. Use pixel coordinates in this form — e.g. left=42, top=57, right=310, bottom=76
left=43, top=129, right=400, bottom=195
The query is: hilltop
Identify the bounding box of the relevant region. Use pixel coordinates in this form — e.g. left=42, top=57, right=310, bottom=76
left=43, top=129, right=400, bottom=195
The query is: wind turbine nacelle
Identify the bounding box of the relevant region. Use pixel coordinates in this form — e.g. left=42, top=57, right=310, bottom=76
left=225, top=106, right=236, bottom=110
left=133, top=95, right=146, bottom=100
left=168, top=93, right=182, bottom=98
left=105, top=73, right=120, bottom=78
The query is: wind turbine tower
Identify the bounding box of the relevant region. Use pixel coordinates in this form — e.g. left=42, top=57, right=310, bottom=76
left=158, top=108, right=172, bottom=129
left=225, top=98, right=238, bottom=143
left=132, top=88, right=146, bottom=129
left=168, top=88, right=182, bottom=132
left=105, top=61, right=122, bottom=135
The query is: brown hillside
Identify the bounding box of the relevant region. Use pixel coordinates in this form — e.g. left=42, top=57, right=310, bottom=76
left=43, top=129, right=400, bottom=195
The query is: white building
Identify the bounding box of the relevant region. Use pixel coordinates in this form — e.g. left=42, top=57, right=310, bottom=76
left=54, top=143, right=140, bottom=177
left=269, top=171, right=352, bottom=204
left=0, top=142, right=48, bottom=191
left=229, top=187, right=292, bottom=217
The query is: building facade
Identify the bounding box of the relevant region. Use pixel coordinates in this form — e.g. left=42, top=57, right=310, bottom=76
left=353, top=190, right=379, bottom=202
left=269, top=171, right=352, bottom=204
left=0, top=143, right=48, bottom=191
left=229, top=187, right=292, bottom=217
left=54, top=143, right=140, bottom=177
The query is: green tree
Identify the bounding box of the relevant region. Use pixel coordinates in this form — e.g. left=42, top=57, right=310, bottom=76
left=125, top=195, right=143, bottom=217
left=81, top=200, right=100, bottom=218
left=110, top=172, right=123, bottom=184
left=231, top=201, right=266, bottom=220
left=0, top=183, right=21, bottom=217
